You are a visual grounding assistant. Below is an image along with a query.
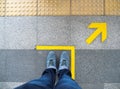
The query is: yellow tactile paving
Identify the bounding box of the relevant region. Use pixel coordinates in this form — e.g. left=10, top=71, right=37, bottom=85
left=0, top=0, right=5, bottom=16
left=0, top=0, right=120, bottom=16
left=38, top=0, right=70, bottom=15
left=6, top=0, right=37, bottom=16
left=71, top=0, right=104, bottom=15
left=105, top=0, right=120, bottom=15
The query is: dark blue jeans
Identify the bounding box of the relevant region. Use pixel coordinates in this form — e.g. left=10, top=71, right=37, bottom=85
left=15, top=69, right=82, bottom=89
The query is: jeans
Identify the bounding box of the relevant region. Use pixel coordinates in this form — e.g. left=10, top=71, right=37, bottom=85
left=15, top=69, right=82, bottom=89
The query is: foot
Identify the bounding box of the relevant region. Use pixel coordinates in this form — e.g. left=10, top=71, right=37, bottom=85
left=47, top=51, right=56, bottom=70
left=59, top=51, right=70, bottom=70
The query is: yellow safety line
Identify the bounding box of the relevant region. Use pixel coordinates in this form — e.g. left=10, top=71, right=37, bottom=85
left=71, top=46, right=75, bottom=79
left=36, top=45, right=75, bottom=79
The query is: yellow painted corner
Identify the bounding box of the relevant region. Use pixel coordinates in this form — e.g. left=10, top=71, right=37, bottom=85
left=36, top=45, right=75, bottom=79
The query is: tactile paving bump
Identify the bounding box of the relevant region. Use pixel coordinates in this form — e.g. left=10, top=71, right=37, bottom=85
left=71, top=0, right=104, bottom=15
left=38, top=0, right=70, bottom=15
left=105, top=0, right=120, bottom=15
left=6, top=0, right=37, bottom=16
left=0, top=0, right=5, bottom=16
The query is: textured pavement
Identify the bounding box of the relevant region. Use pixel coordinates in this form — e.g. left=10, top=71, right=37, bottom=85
left=0, top=16, right=120, bottom=89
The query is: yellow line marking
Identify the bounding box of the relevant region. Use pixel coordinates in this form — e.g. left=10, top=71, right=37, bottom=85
left=36, top=45, right=75, bottom=79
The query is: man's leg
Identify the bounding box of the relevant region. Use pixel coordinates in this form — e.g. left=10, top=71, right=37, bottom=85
left=54, top=51, right=82, bottom=89
left=55, top=69, right=82, bottom=89
left=15, top=51, right=57, bottom=89
left=15, top=68, right=56, bottom=89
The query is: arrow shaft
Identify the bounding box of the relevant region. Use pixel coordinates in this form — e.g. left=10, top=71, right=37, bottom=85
left=86, top=29, right=101, bottom=44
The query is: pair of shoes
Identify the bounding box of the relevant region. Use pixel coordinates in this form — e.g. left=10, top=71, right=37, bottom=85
left=46, top=51, right=69, bottom=71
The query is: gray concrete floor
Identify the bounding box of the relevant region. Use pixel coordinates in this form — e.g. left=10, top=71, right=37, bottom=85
left=0, top=16, right=120, bottom=49
left=0, top=50, right=120, bottom=89
left=0, top=16, right=120, bottom=89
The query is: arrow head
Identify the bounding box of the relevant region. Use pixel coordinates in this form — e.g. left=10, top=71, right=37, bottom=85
left=86, top=22, right=107, bottom=44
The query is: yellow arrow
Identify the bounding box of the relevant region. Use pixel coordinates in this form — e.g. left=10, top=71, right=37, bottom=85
left=86, top=22, right=107, bottom=44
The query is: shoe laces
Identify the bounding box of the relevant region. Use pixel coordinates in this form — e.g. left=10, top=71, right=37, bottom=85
left=61, top=60, right=67, bottom=66
left=48, top=59, right=54, bottom=66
